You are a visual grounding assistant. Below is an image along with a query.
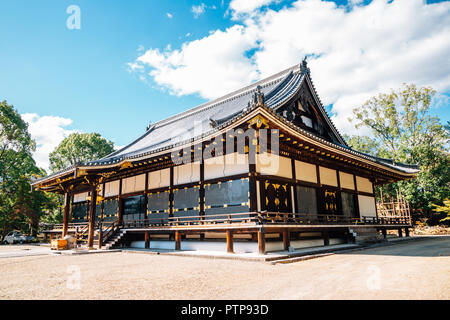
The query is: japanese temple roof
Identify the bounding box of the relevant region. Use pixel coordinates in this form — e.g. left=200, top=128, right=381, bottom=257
left=32, top=61, right=419, bottom=186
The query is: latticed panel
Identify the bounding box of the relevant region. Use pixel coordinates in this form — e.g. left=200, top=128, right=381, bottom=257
left=264, top=181, right=291, bottom=213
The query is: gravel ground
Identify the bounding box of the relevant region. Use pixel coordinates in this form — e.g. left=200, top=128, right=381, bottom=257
left=0, top=237, right=449, bottom=300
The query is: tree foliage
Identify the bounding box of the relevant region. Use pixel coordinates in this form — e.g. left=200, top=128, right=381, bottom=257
left=49, top=133, right=115, bottom=173
left=0, top=101, right=58, bottom=236
left=348, top=84, right=450, bottom=224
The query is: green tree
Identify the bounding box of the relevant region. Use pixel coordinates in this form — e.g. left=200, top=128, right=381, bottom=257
left=0, top=101, right=57, bottom=236
left=49, top=133, right=115, bottom=173
left=348, top=84, right=450, bottom=224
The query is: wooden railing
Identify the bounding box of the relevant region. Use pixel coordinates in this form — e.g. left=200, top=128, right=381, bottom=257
left=101, top=221, right=120, bottom=244
left=121, top=212, right=259, bottom=229
left=119, top=212, right=411, bottom=229
left=41, top=212, right=411, bottom=235
left=258, top=212, right=411, bottom=226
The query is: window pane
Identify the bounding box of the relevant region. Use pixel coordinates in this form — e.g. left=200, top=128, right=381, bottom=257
left=72, top=203, right=88, bottom=222
left=123, top=196, right=146, bottom=222
left=148, top=191, right=169, bottom=224
left=103, top=199, right=118, bottom=222
left=205, top=179, right=250, bottom=220
left=296, top=186, right=317, bottom=215
left=173, top=187, right=199, bottom=218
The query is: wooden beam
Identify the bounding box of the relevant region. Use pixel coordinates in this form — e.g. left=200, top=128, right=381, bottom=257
left=283, top=229, right=290, bottom=251
left=87, top=186, right=97, bottom=249
left=323, top=230, right=330, bottom=246
left=175, top=231, right=181, bottom=250
left=62, top=193, right=70, bottom=237
left=226, top=230, right=234, bottom=253
left=258, top=231, right=266, bottom=255
left=117, top=179, right=123, bottom=225
left=144, top=173, right=149, bottom=221
left=145, top=231, right=150, bottom=249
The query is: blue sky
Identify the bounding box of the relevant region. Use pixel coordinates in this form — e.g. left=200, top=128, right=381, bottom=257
left=0, top=0, right=449, bottom=171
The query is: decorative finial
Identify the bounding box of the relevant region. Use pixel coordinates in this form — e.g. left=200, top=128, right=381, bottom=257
left=300, top=55, right=310, bottom=75
left=249, top=85, right=265, bottom=108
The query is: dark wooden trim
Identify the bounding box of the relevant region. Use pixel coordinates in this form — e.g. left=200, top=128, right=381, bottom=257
left=226, top=230, right=234, bottom=253
left=87, top=186, right=97, bottom=249
left=145, top=231, right=150, bottom=249
left=118, top=179, right=123, bottom=225
left=175, top=231, right=181, bottom=250
left=144, top=173, right=149, bottom=220
left=169, top=166, right=174, bottom=218
left=283, top=229, right=290, bottom=250
left=316, top=164, right=321, bottom=186
left=199, top=161, right=205, bottom=220
left=62, top=193, right=70, bottom=237
left=291, top=158, right=298, bottom=214
left=323, top=230, right=330, bottom=246
left=258, top=231, right=266, bottom=254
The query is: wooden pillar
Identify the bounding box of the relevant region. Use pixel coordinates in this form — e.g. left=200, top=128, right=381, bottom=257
left=117, top=179, right=123, bottom=225
left=257, top=231, right=265, bottom=255
left=175, top=231, right=181, bottom=250
left=62, top=193, right=71, bottom=237
left=199, top=162, right=205, bottom=221
left=226, top=230, right=234, bottom=253
left=145, top=232, right=150, bottom=249
left=323, top=230, right=330, bottom=246
left=98, top=228, right=103, bottom=249
left=144, top=173, right=149, bottom=222
left=382, top=228, right=387, bottom=239
left=405, top=228, right=410, bottom=237
left=283, top=229, right=290, bottom=251
left=398, top=228, right=403, bottom=238
left=87, top=187, right=97, bottom=249
left=169, top=167, right=174, bottom=218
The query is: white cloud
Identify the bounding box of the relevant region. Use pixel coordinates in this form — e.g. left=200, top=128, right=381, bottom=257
left=167, top=12, right=173, bottom=19
left=229, top=0, right=278, bottom=15
left=21, top=113, right=76, bottom=172
left=130, top=0, right=450, bottom=136
left=192, top=3, right=207, bottom=18
left=135, top=25, right=260, bottom=98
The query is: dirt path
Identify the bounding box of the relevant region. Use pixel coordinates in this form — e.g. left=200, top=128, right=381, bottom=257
left=0, top=237, right=448, bottom=300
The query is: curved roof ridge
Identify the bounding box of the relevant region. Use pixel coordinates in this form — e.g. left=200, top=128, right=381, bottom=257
left=149, top=64, right=300, bottom=130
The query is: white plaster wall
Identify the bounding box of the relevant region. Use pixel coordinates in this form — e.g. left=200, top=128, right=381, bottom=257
left=129, top=238, right=345, bottom=253
left=256, top=153, right=292, bottom=179
left=319, top=166, right=338, bottom=187
left=130, top=240, right=258, bottom=253
left=356, top=176, right=373, bottom=194
left=204, top=155, right=225, bottom=180
left=174, top=162, right=200, bottom=185
left=73, top=192, right=88, bottom=203
left=224, top=153, right=249, bottom=176
left=148, top=168, right=170, bottom=190
left=339, top=172, right=355, bottom=190
left=295, top=160, right=317, bottom=183
left=104, top=180, right=120, bottom=197
left=122, top=174, right=146, bottom=194
left=358, top=195, right=377, bottom=217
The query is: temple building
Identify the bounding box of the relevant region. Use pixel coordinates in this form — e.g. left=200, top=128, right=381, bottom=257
left=33, top=59, right=419, bottom=254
